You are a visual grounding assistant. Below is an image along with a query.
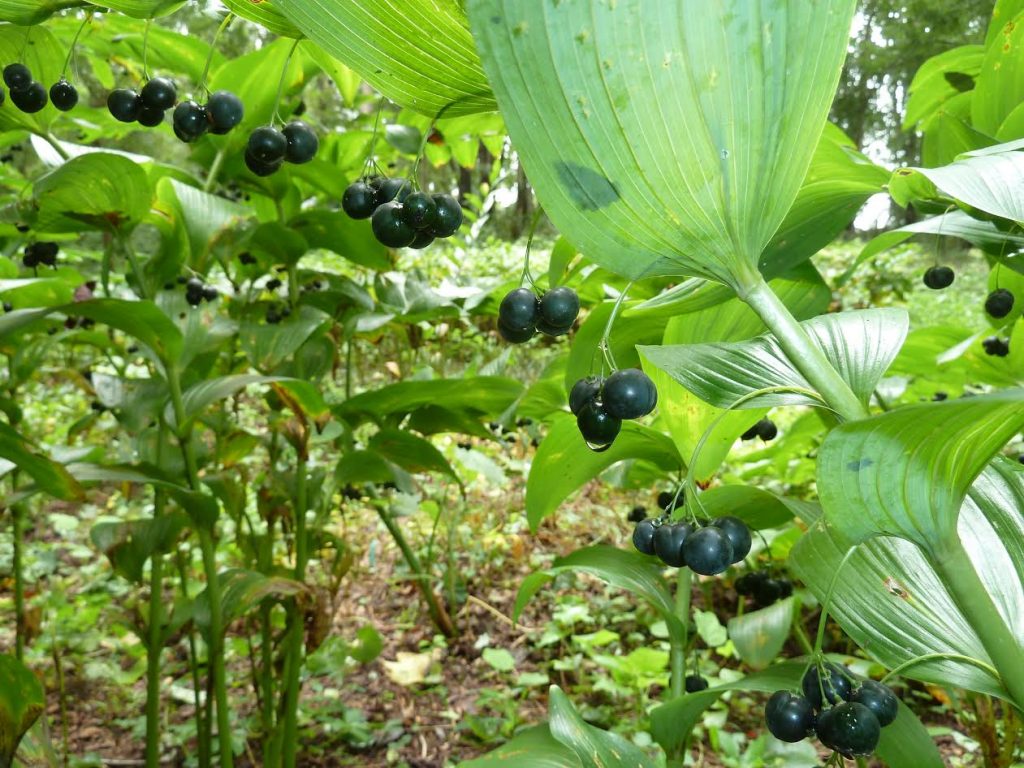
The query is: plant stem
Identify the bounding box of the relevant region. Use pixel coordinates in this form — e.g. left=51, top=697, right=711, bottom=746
left=669, top=568, right=692, bottom=701
left=177, top=549, right=210, bottom=768
left=145, top=423, right=169, bottom=768
left=735, top=271, right=868, bottom=422
left=203, top=146, right=228, bottom=194
left=12, top=499, right=26, bottom=660
left=933, top=536, right=1024, bottom=711
left=43, top=131, right=71, bottom=161
left=280, top=452, right=309, bottom=768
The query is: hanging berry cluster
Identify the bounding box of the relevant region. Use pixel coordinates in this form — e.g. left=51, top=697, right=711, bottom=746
left=341, top=177, right=463, bottom=249
left=632, top=514, right=751, bottom=576
left=568, top=369, right=657, bottom=450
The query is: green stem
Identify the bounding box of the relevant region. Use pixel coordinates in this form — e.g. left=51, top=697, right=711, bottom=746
left=270, top=39, right=302, bottom=127
left=42, top=132, right=71, bottom=161
left=12, top=500, right=25, bottom=661
left=260, top=600, right=277, bottom=767
left=735, top=271, right=869, bottom=422
left=280, top=452, right=309, bottom=768
left=145, top=423, right=169, bottom=768
left=167, top=368, right=235, bottom=768
left=933, top=537, right=1024, bottom=710
left=879, top=652, right=998, bottom=685
left=176, top=549, right=210, bottom=768
left=60, top=11, right=92, bottom=78
left=198, top=12, right=233, bottom=94
left=118, top=230, right=149, bottom=300
left=667, top=568, right=693, bottom=768
left=203, top=146, right=228, bottom=194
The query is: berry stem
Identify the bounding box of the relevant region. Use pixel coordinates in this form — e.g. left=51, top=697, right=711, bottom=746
left=360, top=99, right=387, bottom=179
left=198, top=11, right=234, bottom=96
left=60, top=10, right=93, bottom=79
left=878, top=652, right=998, bottom=686
left=141, top=18, right=152, bottom=81
left=270, top=38, right=303, bottom=128
left=812, top=545, right=858, bottom=655
left=735, top=270, right=869, bottom=422
left=599, top=281, right=634, bottom=373
left=518, top=207, right=545, bottom=290
left=410, top=101, right=455, bottom=187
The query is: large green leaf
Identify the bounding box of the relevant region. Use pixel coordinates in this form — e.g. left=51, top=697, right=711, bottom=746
left=0, top=422, right=83, bottom=502
left=467, top=0, right=858, bottom=284
left=728, top=598, right=797, bottom=669
left=0, top=654, right=45, bottom=768
left=525, top=413, right=682, bottom=531
left=817, top=391, right=1024, bottom=551
left=65, top=299, right=183, bottom=367
left=0, top=0, right=78, bottom=24
left=697, top=485, right=816, bottom=531
left=903, top=45, right=984, bottom=129
left=972, top=14, right=1024, bottom=135
left=791, top=459, right=1024, bottom=700
left=548, top=687, right=656, bottom=768
left=640, top=309, right=910, bottom=410
left=0, top=24, right=66, bottom=132
left=274, top=0, right=494, bottom=116
left=84, top=0, right=186, bottom=18
left=222, top=0, right=301, bottom=37
left=458, top=724, right=579, bottom=767
left=368, top=428, right=457, bottom=480
left=90, top=513, right=190, bottom=584
left=513, top=545, right=684, bottom=643
left=169, top=375, right=317, bottom=433
left=33, top=153, right=153, bottom=232
left=336, top=377, right=523, bottom=426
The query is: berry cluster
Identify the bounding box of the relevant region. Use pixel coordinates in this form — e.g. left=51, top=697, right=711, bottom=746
left=498, top=286, right=580, bottom=342
left=985, top=288, right=1015, bottom=319
left=982, top=336, right=1010, bottom=357
left=2, top=63, right=64, bottom=113
left=632, top=515, right=751, bottom=576
left=741, top=417, right=778, bottom=442
left=183, top=277, right=218, bottom=307
left=22, top=241, right=59, bottom=269
left=244, top=121, right=319, bottom=177
left=569, top=369, right=657, bottom=449
left=766, top=664, right=899, bottom=759
left=735, top=570, right=792, bottom=608
left=264, top=303, right=292, bottom=325
left=922, top=265, right=954, bottom=290
left=342, top=177, right=463, bottom=249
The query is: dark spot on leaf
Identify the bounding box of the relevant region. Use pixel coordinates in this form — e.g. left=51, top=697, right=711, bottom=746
left=555, top=162, right=620, bottom=211
left=846, top=458, right=874, bottom=471
left=884, top=577, right=910, bottom=600
left=944, top=71, right=975, bottom=92
left=490, top=15, right=501, bottom=24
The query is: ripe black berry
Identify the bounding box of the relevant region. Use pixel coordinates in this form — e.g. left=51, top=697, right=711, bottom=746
left=140, top=77, right=177, bottom=110
left=401, top=191, right=438, bottom=230
left=742, top=418, right=777, bottom=441
left=376, top=178, right=412, bottom=206
left=685, top=675, right=709, bottom=693
left=568, top=375, right=603, bottom=415
left=985, top=288, right=1015, bottom=319
left=627, top=505, right=647, bottom=523
left=371, top=201, right=416, bottom=248
left=923, top=265, right=954, bottom=290
left=802, top=663, right=852, bottom=710
left=10, top=81, right=47, bottom=113
left=49, top=79, right=78, bottom=111
left=753, top=577, right=784, bottom=607
left=711, top=516, right=751, bottom=563
left=108, top=89, right=141, bottom=122
left=174, top=101, right=209, bottom=142
left=202, top=285, right=219, bottom=302
left=283, top=120, right=318, bottom=164
left=498, top=321, right=534, bottom=344
left=816, top=702, right=880, bottom=758
left=408, top=231, right=434, bottom=249
left=538, top=287, right=579, bottom=334
left=632, top=518, right=657, bottom=555
left=4, top=63, right=31, bottom=90
left=576, top=399, right=621, bottom=449
left=602, top=368, right=657, bottom=419
left=247, top=126, right=286, bottom=162
left=982, top=336, right=1010, bottom=357
left=206, top=90, right=244, bottom=134
left=850, top=680, right=898, bottom=727
left=683, top=526, right=734, bottom=576
left=653, top=522, right=692, bottom=567
left=342, top=182, right=377, bottom=219
left=430, top=194, right=463, bottom=237
left=137, top=106, right=165, bottom=127
left=244, top=149, right=282, bottom=177
left=765, top=691, right=815, bottom=743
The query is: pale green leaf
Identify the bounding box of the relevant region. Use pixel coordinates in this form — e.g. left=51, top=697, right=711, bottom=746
left=548, top=687, right=655, bottom=768
left=0, top=654, right=45, bottom=768
left=728, top=598, right=797, bottom=669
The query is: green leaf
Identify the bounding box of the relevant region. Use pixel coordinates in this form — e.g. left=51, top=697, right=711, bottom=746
left=0, top=0, right=78, bottom=24
left=459, top=724, right=579, bottom=768
left=169, top=375, right=297, bottom=433
left=289, top=210, right=391, bottom=271
left=640, top=309, right=910, bottom=410
left=84, top=0, right=186, bottom=18
left=222, top=0, right=301, bottom=37
left=817, top=391, right=1024, bottom=551
left=728, top=598, right=797, bottom=669
left=65, top=299, right=183, bottom=367
left=368, top=429, right=458, bottom=480
left=0, top=422, right=83, bottom=502
left=90, top=513, right=190, bottom=584
left=972, top=15, right=1024, bottom=135
left=526, top=413, right=682, bottom=531
left=336, top=377, right=523, bottom=426
left=239, top=306, right=332, bottom=372
left=514, top=545, right=684, bottom=644
left=33, top=153, right=152, bottom=232
left=903, top=45, right=984, bottom=129
left=194, top=569, right=308, bottom=638
left=548, top=686, right=655, bottom=768
left=791, top=459, right=1024, bottom=700
left=482, top=648, right=516, bottom=673
left=0, top=654, right=45, bottom=768
left=467, top=0, right=858, bottom=284
left=275, top=0, right=494, bottom=117
left=695, top=486, right=816, bottom=531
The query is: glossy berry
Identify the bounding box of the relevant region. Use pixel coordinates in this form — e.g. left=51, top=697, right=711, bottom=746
left=712, top=516, right=752, bottom=563
left=430, top=194, right=463, bottom=237
left=283, top=120, right=318, bottom=164
left=576, top=399, right=621, bottom=449
left=10, top=81, right=47, bottom=113
left=985, top=288, right=1015, bottom=319
left=376, top=178, right=412, bottom=206
left=538, top=287, right=580, bottom=332
left=244, top=148, right=282, bottom=177
left=174, top=101, right=209, bottom=142
left=754, top=578, right=785, bottom=607
left=108, top=88, right=141, bottom=122
left=49, top=79, right=78, bottom=111
left=247, top=126, right=287, bottom=163
left=185, top=278, right=204, bottom=307
left=140, top=77, right=176, bottom=110
left=408, top=231, right=434, bottom=249
left=816, top=702, right=880, bottom=758
left=498, top=321, right=535, bottom=344
left=205, top=90, right=244, bottom=135
left=653, top=522, right=692, bottom=568
left=741, top=417, right=778, bottom=441
left=923, top=265, right=954, bottom=290
left=3, top=63, right=31, bottom=90
left=499, top=287, right=540, bottom=333
left=685, top=675, right=709, bottom=693
left=765, top=691, right=815, bottom=743
left=659, top=490, right=685, bottom=511
left=802, top=662, right=853, bottom=710
left=342, top=182, right=377, bottom=219
left=851, top=680, right=899, bottom=727
left=371, top=201, right=416, bottom=248
left=568, top=375, right=603, bottom=415
left=683, top=526, right=734, bottom=576
left=137, top=105, right=165, bottom=127
left=632, top=518, right=657, bottom=555
left=627, top=505, right=647, bottom=523
left=602, top=368, right=657, bottom=419
left=982, top=336, right=1010, bottom=357
left=401, top=191, right=438, bottom=230
left=202, top=285, right=219, bottom=303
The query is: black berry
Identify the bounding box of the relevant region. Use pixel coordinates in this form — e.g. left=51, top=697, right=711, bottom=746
left=632, top=518, right=657, bottom=555
left=683, top=526, right=734, bottom=576
left=711, top=516, right=752, bottom=563
left=137, top=105, right=165, bottom=127
left=173, top=101, right=209, bottom=142
left=244, top=148, right=282, bottom=177
left=408, top=231, right=434, bottom=249
left=206, top=90, right=244, bottom=134
left=430, top=194, right=463, bottom=237
left=538, top=287, right=579, bottom=334
left=49, top=79, right=78, bottom=111
left=342, top=182, right=377, bottom=219
left=376, top=178, right=412, bottom=206
left=923, top=265, right=954, bottom=290
left=815, top=702, right=880, bottom=758
left=498, top=321, right=534, bottom=344
left=140, top=77, right=177, bottom=110
left=685, top=675, right=709, bottom=693
left=765, top=691, right=815, bottom=743
left=10, top=81, right=47, bottom=113
left=982, top=336, right=1010, bottom=357
left=653, top=522, right=692, bottom=568
left=850, top=680, right=898, bottom=727
left=4, top=63, right=31, bottom=90
left=371, top=201, right=416, bottom=248
left=576, top=399, right=621, bottom=449
left=247, top=126, right=286, bottom=162
left=627, top=505, right=647, bottom=523
left=985, top=288, right=1015, bottom=319
left=602, top=368, right=657, bottom=420
left=283, top=120, right=318, bottom=164
left=108, top=89, right=141, bottom=122
left=499, top=287, right=540, bottom=333
left=400, top=191, right=438, bottom=230
left=568, top=375, right=603, bottom=415
left=802, top=663, right=853, bottom=710
left=742, top=418, right=777, bottom=441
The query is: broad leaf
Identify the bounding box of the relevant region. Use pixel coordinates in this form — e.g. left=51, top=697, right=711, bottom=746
left=222, top=0, right=301, bottom=37
left=0, top=655, right=45, bottom=768
left=791, top=460, right=1024, bottom=700
left=728, top=598, right=797, bottom=669
left=972, top=15, right=1024, bottom=135
left=194, top=569, right=308, bottom=638
left=33, top=153, right=152, bottom=232
left=526, top=414, right=682, bottom=531
left=368, top=429, right=458, bottom=481
left=468, top=0, right=859, bottom=284
left=548, top=687, right=655, bottom=768
left=65, top=299, right=183, bottom=367
left=459, top=724, right=578, bottom=768
left=168, top=375, right=299, bottom=433
left=0, top=0, right=77, bottom=24
left=90, top=513, right=190, bottom=584
left=640, top=309, right=910, bottom=410
left=336, top=377, right=523, bottom=426
left=903, top=45, right=985, bottom=129
left=0, top=423, right=83, bottom=502
left=817, top=391, right=1024, bottom=550
left=85, top=0, right=186, bottom=18
left=275, top=0, right=494, bottom=116
left=696, top=486, right=815, bottom=531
